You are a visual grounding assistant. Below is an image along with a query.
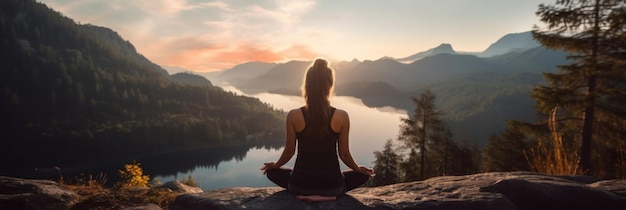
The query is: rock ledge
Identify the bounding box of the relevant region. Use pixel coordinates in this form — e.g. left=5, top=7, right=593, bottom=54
left=170, top=172, right=626, bottom=210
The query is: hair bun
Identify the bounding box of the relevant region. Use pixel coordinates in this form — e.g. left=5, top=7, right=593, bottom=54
left=313, top=58, right=328, bottom=68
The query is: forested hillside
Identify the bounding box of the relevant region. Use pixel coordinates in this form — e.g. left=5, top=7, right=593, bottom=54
left=0, top=0, right=284, bottom=173
left=210, top=45, right=569, bottom=145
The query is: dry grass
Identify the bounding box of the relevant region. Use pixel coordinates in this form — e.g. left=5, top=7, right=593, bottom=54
left=57, top=163, right=177, bottom=209
left=180, top=175, right=197, bottom=187
left=525, top=106, right=580, bottom=175
left=67, top=187, right=177, bottom=210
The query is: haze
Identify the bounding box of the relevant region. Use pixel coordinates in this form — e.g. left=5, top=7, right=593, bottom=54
left=38, top=0, right=552, bottom=72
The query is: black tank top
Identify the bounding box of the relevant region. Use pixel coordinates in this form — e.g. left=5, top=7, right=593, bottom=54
left=288, top=106, right=345, bottom=195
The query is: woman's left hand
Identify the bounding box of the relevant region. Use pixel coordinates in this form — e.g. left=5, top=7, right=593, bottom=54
left=260, top=162, right=278, bottom=174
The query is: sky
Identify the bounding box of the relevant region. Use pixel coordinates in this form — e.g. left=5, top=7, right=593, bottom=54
left=38, top=0, right=553, bottom=72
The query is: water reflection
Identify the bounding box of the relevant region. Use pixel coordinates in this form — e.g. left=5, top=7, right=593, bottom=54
left=141, top=145, right=267, bottom=177
left=13, top=86, right=406, bottom=191
left=152, top=145, right=292, bottom=190
left=150, top=86, right=407, bottom=190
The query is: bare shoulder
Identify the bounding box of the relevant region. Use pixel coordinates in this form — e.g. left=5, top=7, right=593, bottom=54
left=334, top=108, right=348, bottom=116
left=287, top=108, right=304, bottom=121
left=333, top=108, right=349, bottom=120
left=331, top=108, right=349, bottom=133
left=287, top=108, right=302, bottom=116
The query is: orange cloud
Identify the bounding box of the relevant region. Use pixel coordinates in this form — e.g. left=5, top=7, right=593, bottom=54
left=212, top=43, right=283, bottom=63
left=279, top=44, right=318, bottom=60
left=152, top=38, right=318, bottom=72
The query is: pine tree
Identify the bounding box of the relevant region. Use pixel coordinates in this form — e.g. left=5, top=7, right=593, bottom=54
left=372, top=139, right=401, bottom=186
left=399, top=149, right=420, bottom=182
left=398, top=88, right=455, bottom=180
left=531, top=0, right=626, bottom=175
left=482, top=126, right=530, bottom=172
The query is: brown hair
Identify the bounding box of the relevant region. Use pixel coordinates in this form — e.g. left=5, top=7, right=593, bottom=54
left=302, top=58, right=335, bottom=137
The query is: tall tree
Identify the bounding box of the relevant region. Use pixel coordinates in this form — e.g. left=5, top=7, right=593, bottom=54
left=531, top=0, right=626, bottom=175
left=482, top=126, right=531, bottom=172
left=372, top=139, right=401, bottom=186
left=398, top=88, right=454, bottom=180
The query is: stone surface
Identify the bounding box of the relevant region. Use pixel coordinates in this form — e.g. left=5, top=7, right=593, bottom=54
left=0, top=176, right=80, bottom=210
left=170, top=171, right=626, bottom=210
left=121, top=203, right=163, bottom=210
left=158, top=180, right=203, bottom=194
left=2, top=172, right=625, bottom=210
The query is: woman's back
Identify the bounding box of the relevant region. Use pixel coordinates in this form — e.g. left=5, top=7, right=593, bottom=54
left=261, top=58, right=373, bottom=198
left=294, top=106, right=340, bottom=170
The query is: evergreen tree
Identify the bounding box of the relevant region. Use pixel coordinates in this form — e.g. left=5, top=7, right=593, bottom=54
left=399, top=149, right=421, bottom=182
left=0, top=0, right=286, bottom=170
left=482, top=126, right=530, bottom=172
left=398, top=88, right=455, bottom=180
left=372, top=139, right=401, bottom=186
left=529, top=0, right=626, bottom=176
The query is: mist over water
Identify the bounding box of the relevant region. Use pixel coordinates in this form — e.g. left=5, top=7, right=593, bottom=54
left=153, top=86, right=406, bottom=190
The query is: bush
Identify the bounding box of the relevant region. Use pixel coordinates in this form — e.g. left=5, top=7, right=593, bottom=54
left=117, top=161, right=150, bottom=188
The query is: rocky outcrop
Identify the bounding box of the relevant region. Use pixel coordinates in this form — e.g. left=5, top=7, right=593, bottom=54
left=158, top=180, right=203, bottom=194
left=2, top=172, right=625, bottom=210
left=0, top=176, right=79, bottom=210
left=170, top=172, right=626, bottom=210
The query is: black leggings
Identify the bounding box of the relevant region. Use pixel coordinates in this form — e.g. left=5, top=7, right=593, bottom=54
left=266, top=168, right=369, bottom=193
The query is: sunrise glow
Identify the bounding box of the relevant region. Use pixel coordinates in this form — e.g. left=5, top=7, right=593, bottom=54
left=39, top=0, right=553, bottom=72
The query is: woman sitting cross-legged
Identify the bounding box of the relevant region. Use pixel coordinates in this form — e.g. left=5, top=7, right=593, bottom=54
left=260, top=58, right=375, bottom=202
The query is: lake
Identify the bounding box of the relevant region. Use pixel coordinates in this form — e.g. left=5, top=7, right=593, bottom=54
left=150, top=86, right=407, bottom=190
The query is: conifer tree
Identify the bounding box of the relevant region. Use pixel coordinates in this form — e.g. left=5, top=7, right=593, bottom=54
left=482, top=127, right=530, bottom=172
left=530, top=0, right=626, bottom=175
left=399, top=149, right=421, bottom=182
left=372, top=139, right=401, bottom=186
left=398, top=88, right=454, bottom=180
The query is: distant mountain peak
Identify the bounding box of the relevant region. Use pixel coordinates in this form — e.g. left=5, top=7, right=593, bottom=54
left=479, top=31, right=539, bottom=57
left=431, top=43, right=455, bottom=54
left=377, top=56, right=395, bottom=60
left=396, top=43, right=457, bottom=64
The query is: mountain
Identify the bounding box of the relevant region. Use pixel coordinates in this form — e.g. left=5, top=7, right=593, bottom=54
left=396, top=43, right=457, bottom=63
left=211, top=61, right=278, bottom=86
left=479, top=31, right=540, bottom=57
left=170, top=72, right=213, bottom=86
left=162, top=65, right=192, bottom=75
left=210, top=42, right=570, bottom=145
left=0, top=0, right=284, bottom=173
left=487, top=46, right=569, bottom=73
left=230, top=60, right=310, bottom=94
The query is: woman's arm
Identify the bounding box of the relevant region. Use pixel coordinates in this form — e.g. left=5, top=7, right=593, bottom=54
left=262, top=109, right=297, bottom=174
left=336, top=110, right=373, bottom=176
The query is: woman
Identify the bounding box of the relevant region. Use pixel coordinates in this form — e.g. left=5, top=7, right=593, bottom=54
left=260, top=58, right=374, bottom=201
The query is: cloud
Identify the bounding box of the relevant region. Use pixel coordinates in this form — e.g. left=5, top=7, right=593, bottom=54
left=39, top=0, right=321, bottom=71
left=148, top=35, right=317, bottom=72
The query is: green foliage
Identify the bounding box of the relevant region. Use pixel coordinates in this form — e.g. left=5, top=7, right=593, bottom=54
left=517, top=0, right=626, bottom=177
left=481, top=125, right=531, bottom=172
left=396, top=89, right=480, bottom=181
left=117, top=161, right=150, bottom=188
left=170, top=72, right=213, bottom=86
left=0, top=0, right=285, bottom=171
left=371, top=139, right=400, bottom=186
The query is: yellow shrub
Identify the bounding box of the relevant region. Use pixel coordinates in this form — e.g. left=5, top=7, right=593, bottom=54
left=117, top=161, right=150, bottom=188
